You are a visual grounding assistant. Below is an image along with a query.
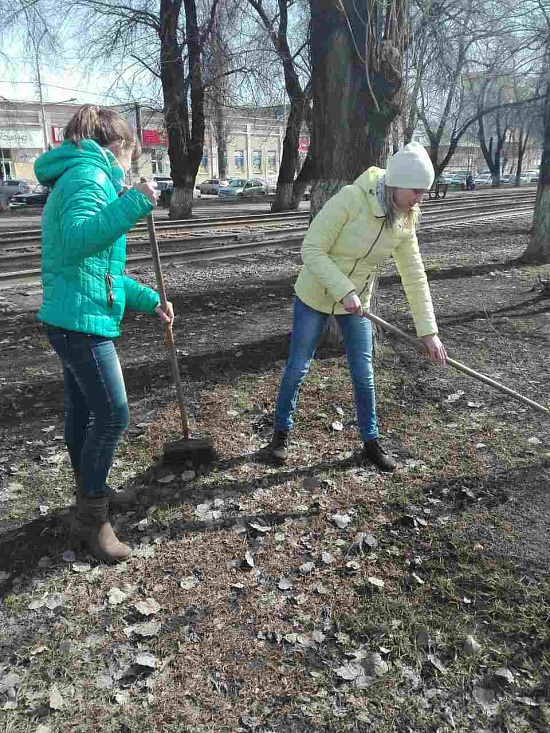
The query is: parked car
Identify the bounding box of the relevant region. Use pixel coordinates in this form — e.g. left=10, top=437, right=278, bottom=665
left=152, top=175, right=201, bottom=206
left=0, top=179, right=31, bottom=202
left=218, top=178, right=267, bottom=199
left=196, top=178, right=228, bottom=195
left=500, top=173, right=513, bottom=184
left=529, top=172, right=539, bottom=183
left=152, top=174, right=173, bottom=192
left=474, top=174, right=492, bottom=186
left=447, top=173, right=467, bottom=187
left=10, top=184, right=50, bottom=208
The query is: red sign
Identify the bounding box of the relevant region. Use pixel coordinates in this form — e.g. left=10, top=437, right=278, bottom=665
left=298, top=137, right=309, bottom=153
left=51, top=126, right=65, bottom=143
left=141, top=129, right=168, bottom=146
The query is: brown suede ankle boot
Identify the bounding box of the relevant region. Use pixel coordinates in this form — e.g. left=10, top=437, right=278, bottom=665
left=71, top=495, right=132, bottom=563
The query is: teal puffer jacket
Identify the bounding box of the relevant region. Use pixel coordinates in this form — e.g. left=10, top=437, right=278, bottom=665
left=35, top=139, right=160, bottom=337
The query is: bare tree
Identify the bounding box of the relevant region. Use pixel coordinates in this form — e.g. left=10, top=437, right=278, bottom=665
left=247, top=0, right=312, bottom=211
left=69, top=0, right=219, bottom=218
left=521, top=75, right=550, bottom=261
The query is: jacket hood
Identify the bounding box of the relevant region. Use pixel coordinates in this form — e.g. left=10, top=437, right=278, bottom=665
left=354, top=166, right=385, bottom=218
left=34, top=139, right=125, bottom=190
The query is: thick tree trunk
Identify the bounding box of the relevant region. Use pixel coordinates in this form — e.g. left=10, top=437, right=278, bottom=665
left=159, top=0, right=206, bottom=220
left=310, top=0, right=403, bottom=348
left=520, top=81, right=550, bottom=263
left=310, top=0, right=402, bottom=217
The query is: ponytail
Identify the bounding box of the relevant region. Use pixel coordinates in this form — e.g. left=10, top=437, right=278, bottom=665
left=64, top=104, right=138, bottom=151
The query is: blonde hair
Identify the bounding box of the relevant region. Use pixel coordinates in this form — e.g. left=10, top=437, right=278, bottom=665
left=64, top=104, right=140, bottom=155
left=384, top=185, right=419, bottom=230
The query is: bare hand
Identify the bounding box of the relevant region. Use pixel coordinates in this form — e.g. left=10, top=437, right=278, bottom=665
left=155, top=301, right=174, bottom=326
left=421, top=334, right=447, bottom=365
left=341, top=291, right=363, bottom=315
left=133, top=180, right=159, bottom=205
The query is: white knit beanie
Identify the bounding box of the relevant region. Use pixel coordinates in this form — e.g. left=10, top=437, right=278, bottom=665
left=385, top=141, right=435, bottom=189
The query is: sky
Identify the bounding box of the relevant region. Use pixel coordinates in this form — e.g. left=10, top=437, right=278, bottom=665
left=0, top=28, right=147, bottom=107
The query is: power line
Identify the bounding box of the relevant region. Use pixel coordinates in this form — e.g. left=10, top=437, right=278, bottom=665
left=0, top=80, right=112, bottom=97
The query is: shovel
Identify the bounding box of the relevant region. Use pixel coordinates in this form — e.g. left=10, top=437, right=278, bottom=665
left=146, top=213, right=217, bottom=466
left=363, top=311, right=549, bottom=415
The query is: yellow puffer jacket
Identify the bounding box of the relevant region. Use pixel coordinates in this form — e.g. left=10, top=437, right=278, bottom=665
left=294, top=167, right=438, bottom=337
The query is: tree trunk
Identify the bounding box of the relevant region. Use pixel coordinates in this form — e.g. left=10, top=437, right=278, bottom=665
left=271, top=97, right=305, bottom=212
left=310, top=0, right=403, bottom=217
left=520, top=80, right=550, bottom=263
left=310, top=0, right=404, bottom=347
left=159, top=0, right=206, bottom=220
left=291, top=151, right=316, bottom=209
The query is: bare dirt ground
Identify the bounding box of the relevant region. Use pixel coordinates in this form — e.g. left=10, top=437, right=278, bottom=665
left=0, top=213, right=549, bottom=732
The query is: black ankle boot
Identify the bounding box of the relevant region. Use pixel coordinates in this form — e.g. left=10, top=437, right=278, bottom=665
left=361, top=439, right=397, bottom=472
left=270, top=429, right=290, bottom=462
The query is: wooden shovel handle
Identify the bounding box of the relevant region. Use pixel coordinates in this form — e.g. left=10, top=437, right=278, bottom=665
left=146, top=214, right=190, bottom=437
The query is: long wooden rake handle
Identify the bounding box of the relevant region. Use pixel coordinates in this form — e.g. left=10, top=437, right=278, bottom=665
left=147, top=213, right=191, bottom=438
left=363, top=311, right=549, bottom=416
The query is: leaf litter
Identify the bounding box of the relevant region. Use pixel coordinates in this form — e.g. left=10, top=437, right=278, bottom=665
left=2, top=229, right=550, bottom=731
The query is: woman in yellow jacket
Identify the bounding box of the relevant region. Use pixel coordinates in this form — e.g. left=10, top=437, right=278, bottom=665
left=270, top=142, right=447, bottom=471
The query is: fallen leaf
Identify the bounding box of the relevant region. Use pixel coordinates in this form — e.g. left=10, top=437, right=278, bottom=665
left=45, top=594, right=65, bottom=610
left=158, top=473, right=175, bottom=484
left=427, top=654, right=447, bottom=674
left=107, top=587, right=127, bottom=606
left=331, top=421, right=344, bottom=431
left=133, top=598, right=161, bottom=616
left=445, top=391, right=464, bottom=403
left=363, top=652, right=389, bottom=676
left=494, top=667, right=514, bottom=684
left=125, top=620, right=161, bottom=638
left=473, top=686, right=498, bottom=716
left=332, top=513, right=351, bottom=529
left=334, top=663, right=363, bottom=680
left=463, top=635, right=482, bottom=655
left=367, top=576, right=385, bottom=589
left=249, top=521, right=270, bottom=533
left=179, top=576, right=200, bottom=590
left=71, top=562, right=91, bottom=573
left=48, top=685, right=63, bottom=710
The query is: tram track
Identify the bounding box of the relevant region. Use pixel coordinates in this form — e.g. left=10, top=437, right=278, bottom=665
left=0, top=193, right=536, bottom=289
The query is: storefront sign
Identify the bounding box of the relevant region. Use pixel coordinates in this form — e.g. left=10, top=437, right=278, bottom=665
left=51, top=126, right=65, bottom=143
left=141, top=129, right=168, bottom=146
left=0, top=128, right=44, bottom=148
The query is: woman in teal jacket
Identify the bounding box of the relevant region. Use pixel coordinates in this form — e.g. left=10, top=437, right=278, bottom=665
left=36, top=105, right=173, bottom=563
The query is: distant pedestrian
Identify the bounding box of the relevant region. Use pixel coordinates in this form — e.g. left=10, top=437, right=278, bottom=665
left=35, top=104, right=174, bottom=562
left=269, top=142, right=447, bottom=471
left=465, top=173, right=475, bottom=190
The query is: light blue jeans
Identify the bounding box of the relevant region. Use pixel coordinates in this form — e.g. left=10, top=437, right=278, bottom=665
left=274, top=297, right=378, bottom=441
left=46, top=326, right=130, bottom=497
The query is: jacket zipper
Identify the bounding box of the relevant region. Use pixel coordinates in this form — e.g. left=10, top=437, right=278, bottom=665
left=331, top=219, right=385, bottom=314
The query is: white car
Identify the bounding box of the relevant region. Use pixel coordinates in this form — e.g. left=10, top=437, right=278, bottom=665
left=474, top=174, right=492, bottom=186
left=152, top=175, right=201, bottom=203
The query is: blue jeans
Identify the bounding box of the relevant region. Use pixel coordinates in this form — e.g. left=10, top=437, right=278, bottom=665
left=274, top=297, right=378, bottom=441
left=45, top=326, right=130, bottom=498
